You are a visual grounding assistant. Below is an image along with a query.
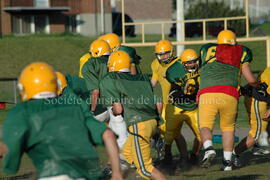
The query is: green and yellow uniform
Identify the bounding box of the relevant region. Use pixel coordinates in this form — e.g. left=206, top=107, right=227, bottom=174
left=82, top=56, right=109, bottom=116
left=199, top=43, right=252, bottom=131
left=3, top=95, right=108, bottom=179
left=82, top=56, right=109, bottom=92
left=244, top=67, right=270, bottom=139
left=119, top=46, right=142, bottom=74
left=100, top=72, right=160, bottom=180
left=65, top=74, right=90, bottom=101
left=165, top=61, right=201, bottom=144
left=151, top=57, right=179, bottom=134
left=79, top=53, right=91, bottom=78
left=65, top=74, right=107, bottom=116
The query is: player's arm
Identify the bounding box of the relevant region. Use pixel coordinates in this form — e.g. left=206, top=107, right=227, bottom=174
left=156, top=102, right=163, bottom=114
left=112, top=102, right=123, bottom=116
left=0, top=141, right=8, bottom=158
left=130, top=63, right=137, bottom=75
left=91, top=89, right=99, bottom=112
left=3, top=109, right=27, bottom=174
left=242, top=64, right=259, bottom=88
left=102, top=129, right=123, bottom=180
left=241, top=47, right=260, bottom=88
left=263, top=108, right=270, bottom=120
left=151, top=61, right=159, bottom=88
left=82, top=61, right=100, bottom=111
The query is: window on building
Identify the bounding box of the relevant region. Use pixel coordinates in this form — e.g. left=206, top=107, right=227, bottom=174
left=12, top=15, right=31, bottom=34
left=34, top=0, right=49, bottom=7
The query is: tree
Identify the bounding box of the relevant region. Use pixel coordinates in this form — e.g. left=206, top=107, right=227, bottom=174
left=185, top=0, right=246, bottom=36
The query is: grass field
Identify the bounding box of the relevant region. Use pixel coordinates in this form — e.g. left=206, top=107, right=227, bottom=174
left=0, top=32, right=270, bottom=179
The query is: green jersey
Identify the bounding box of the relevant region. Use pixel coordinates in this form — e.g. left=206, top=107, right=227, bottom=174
left=199, top=43, right=252, bottom=90
left=82, top=56, right=109, bottom=91
left=166, top=61, right=199, bottom=110
left=66, top=74, right=90, bottom=101
left=119, top=46, right=142, bottom=74
left=100, top=72, right=159, bottom=127
left=3, top=96, right=107, bottom=179
left=64, top=75, right=107, bottom=115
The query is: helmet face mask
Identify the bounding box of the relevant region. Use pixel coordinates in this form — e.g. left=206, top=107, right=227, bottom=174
left=156, top=51, right=173, bottom=64
left=183, top=59, right=199, bottom=72
left=155, top=40, right=174, bottom=65
left=180, top=49, right=199, bottom=72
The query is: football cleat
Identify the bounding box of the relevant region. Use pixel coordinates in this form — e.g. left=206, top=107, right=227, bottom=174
left=252, top=146, right=270, bottom=156
left=220, top=159, right=233, bottom=171
left=201, top=146, right=216, bottom=168
left=232, top=154, right=242, bottom=168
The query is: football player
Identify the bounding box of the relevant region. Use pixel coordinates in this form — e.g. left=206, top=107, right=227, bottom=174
left=82, top=39, right=128, bottom=150
left=151, top=40, right=187, bottom=160
left=164, top=49, right=202, bottom=166
left=233, top=67, right=270, bottom=167
left=198, top=29, right=261, bottom=171
left=99, top=33, right=142, bottom=74
left=2, top=62, right=122, bottom=180
left=99, top=50, right=167, bottom=180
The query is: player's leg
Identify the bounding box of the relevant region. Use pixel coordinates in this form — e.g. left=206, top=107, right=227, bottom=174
left=199, top=93, right=218, bottom=168
left=108, top=107, right=128, bottom=149
left=233, top=97, right=265, bottom=167
left=129, top=120, right=167, bottom=180
left=253, top=116, right=270, bottom=155
left=164, top=104, right=184, bottom=164
left=184, top=109, right=202, bottom=164
left=219, top=94, right=238, bottom=171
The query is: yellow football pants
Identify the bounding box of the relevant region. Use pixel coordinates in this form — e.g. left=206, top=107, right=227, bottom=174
left=165, top=104, right=201, bottom=145
left=244, top=97, right=268, bottom=140
left=199, top=93, right=237, bottom=132
left=158, top=103, right=167, bottom=137
left=121, top=119, right=157, bottom=180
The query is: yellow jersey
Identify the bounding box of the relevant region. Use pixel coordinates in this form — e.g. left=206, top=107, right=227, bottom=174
left=258, top=67, right=270, bottom=94
left=151, top=57, right=179, bottom=104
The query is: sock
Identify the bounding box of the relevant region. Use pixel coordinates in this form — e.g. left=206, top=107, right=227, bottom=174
left=203, top=140, right=213, bottom=149
left=224, top=151, right=232, bottom=161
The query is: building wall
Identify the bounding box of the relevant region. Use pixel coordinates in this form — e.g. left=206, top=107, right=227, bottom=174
left=50, top=13, right=65, bottom=33
left=1, top=0, right=113, bottom=36
left=115, top=0, right=172, bottom=34
left=1, top=0, right=12, bottom=34
left=78, top=13, right=112, bottom=36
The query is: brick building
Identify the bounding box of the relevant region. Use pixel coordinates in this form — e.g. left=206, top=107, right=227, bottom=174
left=0, top=0, right=112, bottom=35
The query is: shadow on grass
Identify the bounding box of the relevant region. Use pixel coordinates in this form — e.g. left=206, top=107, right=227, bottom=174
left=200, top=147, right=270, bottom=168
left=0, top=172, right=34, bottom=180
left=217, top=174, right=263, bottom=180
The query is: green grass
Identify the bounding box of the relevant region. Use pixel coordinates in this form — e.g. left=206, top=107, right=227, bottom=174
left=0, top=33, right=269, bottom=179
left=257, top=21, right=270, bottom=35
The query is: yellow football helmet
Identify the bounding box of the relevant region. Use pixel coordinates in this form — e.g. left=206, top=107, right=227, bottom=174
left=180, top=49, right=199, bottom=72
left=99, top=33, right=121, bottom=52
left=56, top=72, right=67, bottom=95
left=108, top=50, right=131, bottom=72
left=18, top=62, right=57, bottom=101
left=217, top=29, right=236, bottom=45
left=155, top=40, right=174, bottom=64
left=90, top=39, right=111, bottom=58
